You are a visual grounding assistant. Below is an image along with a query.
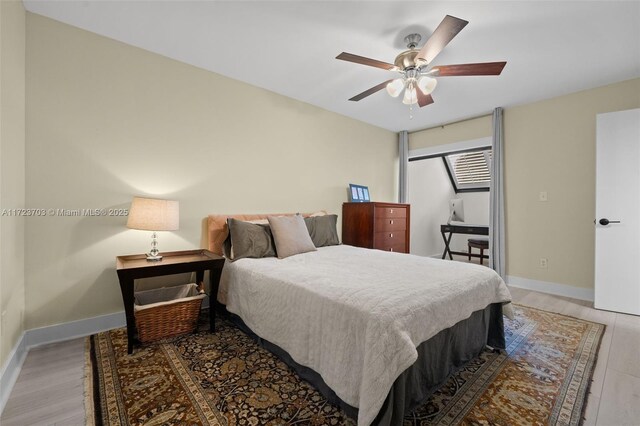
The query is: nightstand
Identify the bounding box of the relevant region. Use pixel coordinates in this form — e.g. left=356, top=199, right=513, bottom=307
left=116, top=249, right=225, bottom=354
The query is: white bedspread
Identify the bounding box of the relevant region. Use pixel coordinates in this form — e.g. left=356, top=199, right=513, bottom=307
left=218, top=245, right=511, bottom=426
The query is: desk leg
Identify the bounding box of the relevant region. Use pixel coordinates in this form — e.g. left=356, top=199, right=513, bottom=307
left=118, top=277, right=136, bottom=354
left=209, top=266, right=223, bottom=332
left=441, top=231, right=454, bottom=260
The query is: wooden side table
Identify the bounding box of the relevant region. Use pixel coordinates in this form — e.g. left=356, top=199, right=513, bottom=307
left=116, top=249, right=225, bottom=354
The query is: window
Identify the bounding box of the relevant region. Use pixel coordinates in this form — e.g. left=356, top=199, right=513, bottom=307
left=443, top=148, right=492, bottom=193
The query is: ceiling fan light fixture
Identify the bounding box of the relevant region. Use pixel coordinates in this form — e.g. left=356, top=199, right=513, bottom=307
left=417, top=76, right=438, bottom=95
left=386, top=79, right=404, bottom=98
left=336, top=15, right=507, bottom=115
left=402, top=86, right=418, bottom=105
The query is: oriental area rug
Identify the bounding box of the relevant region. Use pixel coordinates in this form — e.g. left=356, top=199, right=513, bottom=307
left=85, top=305, right=604, bottom=426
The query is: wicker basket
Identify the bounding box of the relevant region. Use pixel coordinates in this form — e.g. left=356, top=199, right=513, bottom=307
left=134, top=283, right=205, bottom=343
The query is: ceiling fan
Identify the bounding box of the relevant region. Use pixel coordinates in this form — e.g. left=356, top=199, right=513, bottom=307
left=336, top=15, right=507, bottom=111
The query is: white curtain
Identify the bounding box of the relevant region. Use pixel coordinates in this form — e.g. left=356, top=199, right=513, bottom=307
left=398, top=131, right=409, bottom=203
left=489, top=108, right=506, bottom=278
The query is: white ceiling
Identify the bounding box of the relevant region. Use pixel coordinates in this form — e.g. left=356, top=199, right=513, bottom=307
left=24, top=1, right=640, bottom=132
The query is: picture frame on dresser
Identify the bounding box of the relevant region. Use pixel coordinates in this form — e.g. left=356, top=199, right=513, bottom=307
left=348, top=183, right=370, bottom=202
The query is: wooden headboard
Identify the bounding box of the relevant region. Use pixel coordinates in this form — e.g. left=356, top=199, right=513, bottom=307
left=207, top=212, right=319, bottom=255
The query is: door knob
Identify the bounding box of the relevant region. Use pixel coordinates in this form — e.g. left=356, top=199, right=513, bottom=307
left=598, top=218, right=621, bottom=226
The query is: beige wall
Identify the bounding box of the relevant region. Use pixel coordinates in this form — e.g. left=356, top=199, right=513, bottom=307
left=409, top=115, right=492, bottom=150
left=505, top=78, right=640, bottom=289
left=409, top=78, right=640, bottom=290
left=25, top=14, right=397, bottom=329
left=0, top=1, right=26, bottom=367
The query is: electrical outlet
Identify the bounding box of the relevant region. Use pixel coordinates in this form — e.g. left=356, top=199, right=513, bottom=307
left=539, top=258, right=548, bottom=269
left=539, top=191, right=548, bottom=202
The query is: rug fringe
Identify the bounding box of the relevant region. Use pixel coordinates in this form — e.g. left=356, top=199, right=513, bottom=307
left=84, top=336, right=96, bottom=426
left=513, top=303, right=602, bottom=324
left=577, top=326, right=606, bottom=425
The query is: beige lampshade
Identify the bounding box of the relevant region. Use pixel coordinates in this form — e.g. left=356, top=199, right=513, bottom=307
left=126, top=197, right=179, bottom=231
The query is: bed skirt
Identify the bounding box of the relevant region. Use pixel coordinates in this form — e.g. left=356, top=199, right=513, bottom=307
left=228, top=302, right=505, bottom=426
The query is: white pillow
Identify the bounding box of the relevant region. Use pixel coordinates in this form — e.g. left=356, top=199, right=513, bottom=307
left=267, top=214, right=317, bottom=259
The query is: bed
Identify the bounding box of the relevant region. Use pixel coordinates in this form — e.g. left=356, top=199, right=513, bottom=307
left=207, top=214, right=512, bottom=426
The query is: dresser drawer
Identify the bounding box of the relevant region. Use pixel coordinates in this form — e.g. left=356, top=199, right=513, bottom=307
left=374, top=241, right=407, bottom=253
left=375, top=217, right=407, bottom=232
left=375, top=206, right=407, bottom=219
left=373, top=231, right=406, bottom=248
left=343, top=202, right=410, bottom=253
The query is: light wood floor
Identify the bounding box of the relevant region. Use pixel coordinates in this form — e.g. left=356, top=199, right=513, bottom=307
left=2, top=287, right=639, bottom=425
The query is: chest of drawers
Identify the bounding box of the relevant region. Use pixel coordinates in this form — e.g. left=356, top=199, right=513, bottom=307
left=342, top=202, right=410, bottom=253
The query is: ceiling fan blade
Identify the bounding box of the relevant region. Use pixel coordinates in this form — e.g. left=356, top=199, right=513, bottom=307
left=349, top=80, right=394, bottom=101
left=416, top=15, right=468, bottom=64
left=417, top=91, right=434, bottom=108
left=336, top=52, right=397, bottom=71
left=433, top=61, right=507, bottom=76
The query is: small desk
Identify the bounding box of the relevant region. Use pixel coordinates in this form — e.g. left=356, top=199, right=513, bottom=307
left=440, top=224, right=489, bottom=260
left=116, top=249, right=225, bottom=354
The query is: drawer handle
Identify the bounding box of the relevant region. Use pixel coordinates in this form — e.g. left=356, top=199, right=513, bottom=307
left=390, top=220, right=394, bottom=225
left=389, top=233, right=393, bottom=238
left=390, top=209, right=394, bottom=214
left=390, top=247, right=394, bottom=252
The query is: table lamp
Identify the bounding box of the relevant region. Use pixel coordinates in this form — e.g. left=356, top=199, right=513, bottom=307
left=126, top=197, right=179, bottom=261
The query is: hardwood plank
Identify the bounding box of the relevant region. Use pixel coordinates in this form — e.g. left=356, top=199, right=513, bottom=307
left=2, top=391, right=85, bottom=425
left=606, top=313, right=640, bottom=378
left=557, top=297, right=590, bottom=319
left=505, top=286, right=528, bottom=302
left=583, top=394, right=600, bottom=426
left=616, top=311, right=640, bottom=327
left=517, top=290, right=563, bottom=313
left=597, top=368, right=640, bottom=425
left=8, top=377, right=83, bottom=406
left=1, top=338, right=85, bottom=425
left=586, top=307, right=617, bottom=327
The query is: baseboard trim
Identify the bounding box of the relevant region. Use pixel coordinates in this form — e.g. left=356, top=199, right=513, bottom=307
left=0, top=310, right=126, bottom=415
left=0, top=332, right=27, bottom=414
left=507, top=275, right=594, bottom=302
left=24, top=310, right=126, bottom=349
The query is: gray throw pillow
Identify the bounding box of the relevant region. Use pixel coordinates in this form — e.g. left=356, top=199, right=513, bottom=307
left=304, top=214, right=340, bottom=247
left=225, top=218, right=276, bottom=261
left=268, top=214, right=317, bottom=259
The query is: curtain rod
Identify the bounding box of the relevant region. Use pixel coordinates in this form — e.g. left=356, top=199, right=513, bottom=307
left=411, top=112, right=493, bottom=133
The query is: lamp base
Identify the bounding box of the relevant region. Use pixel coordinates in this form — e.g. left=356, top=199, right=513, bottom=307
left=146, top=231, right=163, bottom=261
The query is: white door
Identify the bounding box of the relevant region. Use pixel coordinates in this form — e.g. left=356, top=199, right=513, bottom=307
left=595, top=108, right=640, bottom=315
